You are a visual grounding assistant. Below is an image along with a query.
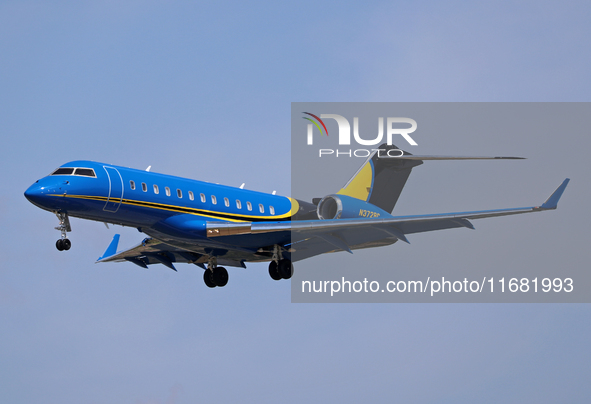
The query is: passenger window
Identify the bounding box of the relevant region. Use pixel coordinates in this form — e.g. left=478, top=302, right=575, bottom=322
left=177, top=189, right=182, bottom=198
left=75, top=168, right=96, bottom=177
left=165, top=187, right=171, bottom=196
left=236, top=200, right=242, bottom=209
left=142, top=183, right=147, bottom=192
left=200, top=193, right=206, bottom=203
left=130, top=180, right=136, bottom=190
left=211, top=195, right=217, bottom=205
left=189, top=191, right=194, bottom=201
left=270, top=206, right=275, bottom=215
left=153, top=184, right=159, bottom=194
left=247, top=202, right=252, bottom=211
left=259, top=204, right=264, bottom=213
left=224, top=197, right=229, bottom=207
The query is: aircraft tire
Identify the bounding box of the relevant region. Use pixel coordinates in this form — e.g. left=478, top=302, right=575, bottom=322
left=278, top=259, right=293, bottom=280
left=56, top=239, right=64, bottom=251
left=213, top=267, right=229, bottom=287
left=269, top=261, right=281, bottom=281
left=63, top=239, right=71, bottom=250
left=204, top=271, right=216, bottom=288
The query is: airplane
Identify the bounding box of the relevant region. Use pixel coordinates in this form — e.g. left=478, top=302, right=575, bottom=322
left=24, top=144, right=569, bottom=288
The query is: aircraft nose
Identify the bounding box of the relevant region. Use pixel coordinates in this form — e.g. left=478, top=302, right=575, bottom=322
left=24, top=182, right=47, bottom=206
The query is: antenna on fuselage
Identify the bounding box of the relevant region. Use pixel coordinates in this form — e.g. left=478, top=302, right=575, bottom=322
left=240, top=183, right=245, bottom=189
left=146, top=166, right=151, bottom=172
left=272, top=191, right=276, bottom=195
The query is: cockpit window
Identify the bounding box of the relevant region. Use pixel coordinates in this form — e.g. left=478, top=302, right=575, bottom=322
left=74, top=168, right=96, bottom=177
left=52, top=168, right=74, bottom=175
left=51, top=167, right=96, bottom=177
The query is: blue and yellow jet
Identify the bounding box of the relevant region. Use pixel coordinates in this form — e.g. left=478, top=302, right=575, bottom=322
left=24, top=144, right=569, bottom=288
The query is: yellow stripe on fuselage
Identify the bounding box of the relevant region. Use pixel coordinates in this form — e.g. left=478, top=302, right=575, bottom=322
left=53, top=194, right=296, bottom=222
left=288, top=197, right=300, bottom=217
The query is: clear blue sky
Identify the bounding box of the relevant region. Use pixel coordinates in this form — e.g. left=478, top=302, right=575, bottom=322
left=1, top=1, right=590, bottom=403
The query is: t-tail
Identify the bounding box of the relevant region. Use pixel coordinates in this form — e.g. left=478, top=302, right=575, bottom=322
left=336, top=144, right=525, bottom=213
left=336, top=144, right=421, bottom=213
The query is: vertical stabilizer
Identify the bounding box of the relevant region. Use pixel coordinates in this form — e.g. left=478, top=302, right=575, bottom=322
left=337, top=144, right=422, bottom=213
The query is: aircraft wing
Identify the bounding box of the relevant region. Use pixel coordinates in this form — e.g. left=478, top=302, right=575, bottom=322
left=97, top=179, right=569, bottom=267
left=96, top=235, right=261, bottom=270
left=205, top=179, right=570, bottom=262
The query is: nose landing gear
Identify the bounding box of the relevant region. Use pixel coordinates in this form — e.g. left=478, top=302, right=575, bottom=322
left=56, top=238, right=71, bottom=251
left=54, top=212, right=72, bottom=251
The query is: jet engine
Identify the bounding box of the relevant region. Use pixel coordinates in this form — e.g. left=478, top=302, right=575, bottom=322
left=316, top=194, right=391, bottom=220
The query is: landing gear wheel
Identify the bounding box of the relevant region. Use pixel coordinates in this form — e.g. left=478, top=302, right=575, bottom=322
left=269, top=261, right=281, bottom=281
left=56, top=239, right=64, bottom=251
left=62, top=239, right=71, bottom=250
left=278, top=259, right=293, bottom=280
left=204, top=270, right=216, bottom=288
left=213, top=267, right=229, bottom=287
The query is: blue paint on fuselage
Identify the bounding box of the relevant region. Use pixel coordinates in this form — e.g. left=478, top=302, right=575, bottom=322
left=24, top=160, right=294, bottom=233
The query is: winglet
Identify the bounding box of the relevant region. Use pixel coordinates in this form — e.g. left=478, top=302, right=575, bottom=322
left=98, top=234, right=120, bottom=261
left=540, top=179, right=570, bottom=210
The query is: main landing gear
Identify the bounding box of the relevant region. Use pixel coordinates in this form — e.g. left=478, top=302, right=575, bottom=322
left=268, top=244, right=293, bottom=281
left=203, top=257, right=229, bottom=288
left=54, top=212, right=72, bottom=251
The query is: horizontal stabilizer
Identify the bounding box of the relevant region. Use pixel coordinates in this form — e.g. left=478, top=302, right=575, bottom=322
left=336, top=144, right=524, bottom=216
left=388, top=155, right=525, bottom=160
left=540, top=178, right=570, bottom=210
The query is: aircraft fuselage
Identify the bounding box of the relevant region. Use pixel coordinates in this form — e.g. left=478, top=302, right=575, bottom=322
left=25, top=160, right=298, bottom=234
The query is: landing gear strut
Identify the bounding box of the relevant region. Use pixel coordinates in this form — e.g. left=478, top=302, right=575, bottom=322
left=203, top=257, right=229, bottom=288
left=268, top=244, right=293, bottom=280
left=54, top=212, right=72, bottom=251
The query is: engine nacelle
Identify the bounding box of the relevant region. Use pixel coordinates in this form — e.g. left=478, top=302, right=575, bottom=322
left=316, top=194, right=392, bottom=220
